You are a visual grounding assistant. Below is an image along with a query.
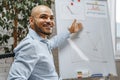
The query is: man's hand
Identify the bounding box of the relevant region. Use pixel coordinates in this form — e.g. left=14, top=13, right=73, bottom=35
left=69, top=19, right=83, bottom=33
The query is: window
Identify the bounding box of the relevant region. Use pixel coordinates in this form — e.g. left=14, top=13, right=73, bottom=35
left=116, top=0, right=120, bottom=38
left=116, top=0, right=120, bottom=59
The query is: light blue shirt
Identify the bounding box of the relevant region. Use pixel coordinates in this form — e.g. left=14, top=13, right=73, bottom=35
left=7, top=28, right=70, bottom=80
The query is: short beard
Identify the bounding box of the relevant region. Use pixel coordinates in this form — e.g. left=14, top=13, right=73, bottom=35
left=34, top=23, right=52, bottom=36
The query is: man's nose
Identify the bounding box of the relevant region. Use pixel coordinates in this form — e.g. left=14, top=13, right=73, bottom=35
left=46, top=17, right=51, bottom=22
left=46, top=18, right=54, bottom=26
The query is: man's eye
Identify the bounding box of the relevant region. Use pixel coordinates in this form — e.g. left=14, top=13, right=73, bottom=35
left=40, top=15, right=48, bottom=19
left=39, top=15, right=55, bottom=20
left=50, top=17, right=54, bottom=20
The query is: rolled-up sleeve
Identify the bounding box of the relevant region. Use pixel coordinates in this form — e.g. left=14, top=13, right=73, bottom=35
left=7, top=41, right=39, bottom=80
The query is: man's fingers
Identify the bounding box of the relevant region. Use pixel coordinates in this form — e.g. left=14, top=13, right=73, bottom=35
left=77, top=23, right=83, bottom=30
left=69, top=19, right=83, bottom=33
left=74, top=23, right=83, bottom=32
left=72, top=19, right=77, bottom=26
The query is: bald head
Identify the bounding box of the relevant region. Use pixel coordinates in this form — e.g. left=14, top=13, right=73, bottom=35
left=31, top=5, right=53, bottom=17
left=29, top=5, right=55, bottom=38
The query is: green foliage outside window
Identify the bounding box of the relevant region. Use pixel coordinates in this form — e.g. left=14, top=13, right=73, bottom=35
left=0, top=0, right=54, bottom=53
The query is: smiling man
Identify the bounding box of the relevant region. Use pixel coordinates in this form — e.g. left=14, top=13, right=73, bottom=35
left=7, top=5, right=82, bottom=80
left=30, top=5, right=55, bottom=38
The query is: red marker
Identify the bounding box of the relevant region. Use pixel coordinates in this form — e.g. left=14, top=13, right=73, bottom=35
left=71, top=2, right=73, bottom=5
left=78, top=0, right=80, bottom=2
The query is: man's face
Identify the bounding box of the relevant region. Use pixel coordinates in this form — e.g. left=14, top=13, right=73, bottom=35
left=31, top=6, right=55, bottom=37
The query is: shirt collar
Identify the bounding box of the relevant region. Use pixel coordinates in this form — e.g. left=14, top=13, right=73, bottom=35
left=28, top=28, right=48, bottom=43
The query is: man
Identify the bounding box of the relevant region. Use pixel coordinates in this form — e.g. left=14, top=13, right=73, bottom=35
left=7, top=5, right=82, bottom=80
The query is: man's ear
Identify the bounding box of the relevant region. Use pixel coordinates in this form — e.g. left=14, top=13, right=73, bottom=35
left=29, top=16, right=34, bottom=25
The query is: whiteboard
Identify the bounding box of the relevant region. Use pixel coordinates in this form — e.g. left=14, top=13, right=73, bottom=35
left=55, top=0, right=117, bottom=79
